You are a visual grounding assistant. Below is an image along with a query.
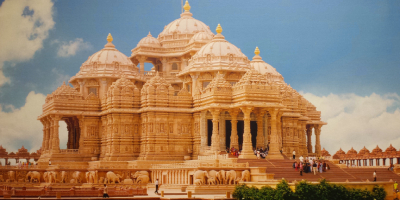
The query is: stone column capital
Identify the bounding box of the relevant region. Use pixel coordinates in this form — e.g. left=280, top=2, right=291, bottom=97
left=228, top=109, right=240, bottom=118
left=240, top=107, right=253, bottom=117
left=137, top=56, right=147, bottom=63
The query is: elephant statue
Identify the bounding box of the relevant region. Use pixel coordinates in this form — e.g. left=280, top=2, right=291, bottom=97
left=26, top=171, right=41, bottom=183
left=194, top=170, right=208, bottom=186
left=43, top=172, right=49, bottom=183
left=225, top=170, right=236, bottom=185
left=241, top=170, right=250, bottom=182
left=207, top=170, right=219, bottom=184
left=60, top=171, right=68, bottom=183
left=131, top=171, right=150, bottom=184
left=85, top=171, right=97, bottom=184
left=106, top=171, right=122, bottom=184
left=7, top=171, right=15, bottom=182
left=207, top=177, right=216, bottom=185
left=47, top=171, right=57, bottom=183
left=72, top=171, right=84, bottom=183
left=216, top=170, right=226, bottom=185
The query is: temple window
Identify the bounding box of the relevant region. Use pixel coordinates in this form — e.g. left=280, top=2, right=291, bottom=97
left=172, top=63, right=178, bottom=70
left=203, top=81, right=210, bottom=89
left=187, top=84, right=191, bottom=92
left=88, top=87, right=97, bottom=96
left=230, top=81, right=236, bottom=86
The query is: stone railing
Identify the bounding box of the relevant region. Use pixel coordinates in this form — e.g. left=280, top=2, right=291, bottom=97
left=151, top=160, right=248, bottom=169
left=198, top=154, right=229, bottom=160
left=60, top=149, right=79, bottom=154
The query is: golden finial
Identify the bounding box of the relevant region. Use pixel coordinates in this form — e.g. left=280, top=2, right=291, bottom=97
left=107, top=33, right=113, bottom=43
left=254, top=47, right=260, bottom=55
left=216, top=24, right=222, bottom=34
left=184, top=0, right=191, bottom=12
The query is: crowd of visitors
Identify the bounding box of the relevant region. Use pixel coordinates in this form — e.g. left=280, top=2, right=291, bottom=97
left=293, top=155, right=330, bottom=176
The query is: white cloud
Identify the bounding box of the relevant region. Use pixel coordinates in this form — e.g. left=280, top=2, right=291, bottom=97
left=0, top=91, right=68, bottom=153
left=56, top=38, right=91, bottom=57
left=0, top=0, right=55, bottom=87
left=301, top=92, right=400, bottom=155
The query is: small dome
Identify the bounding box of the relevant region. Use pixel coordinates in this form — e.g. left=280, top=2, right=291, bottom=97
left=250, top=47, right=283, bottom=82
left=158, top=1, right=213, bottom=41
left=346, top=147, right=357, bottom=155
left=189, top=31, right=213, bottom=44
left=358, top=146, right=370, bottom=155
left=83, top=34, right=132, bottom=66
left=371, top=145, right=383, bottom=154
left=70, top=34, right=142, bottom=83
left=385, top=144, right=397, bottom=154
left=179, top=24, right=251, bottom=76
left=137, top=32, right=161, bottom=47
left=321, top=148, right=331, bottom=156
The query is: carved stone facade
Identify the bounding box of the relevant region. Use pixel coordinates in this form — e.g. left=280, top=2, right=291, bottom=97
left=37, top=1, right=325, bottom=163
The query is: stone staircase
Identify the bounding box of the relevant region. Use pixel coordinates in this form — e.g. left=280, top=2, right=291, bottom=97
left=237, top=158, right=400, bottom=183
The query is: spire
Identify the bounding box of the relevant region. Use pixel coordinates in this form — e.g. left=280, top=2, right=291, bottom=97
left=183, top=0, right=191, bottom=12
left=107, top=33, right=113, bottom=43
left=254, top=47, right=260, bottom=55
left=148, top=31, right=152, bottom=37
left=216, top=24, right=222, bottom=34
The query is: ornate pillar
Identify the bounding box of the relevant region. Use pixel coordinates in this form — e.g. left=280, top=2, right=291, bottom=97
left=100, top=78, right=108, bottom=100
left=161, top=57, right=167, bottom=72
left=181, top=58, right=188, bottom=70
left=51, top=115, right=62, bottom=153
left=219, top=112, right=226, bottom=151
left=190, top=73, right=199, bottom=96
left=137, top=56, right=146, bottom=74
left=209, top=109, right=221, bottom=152
left=48, top=117, right=54, bottom=152
left=78, top=81, right=86, bottom=96
left=266, top=109, right=284, bottom=159
left=239, top=107, right=256, bottom=159
left=315, top=125, right=321, bottom=155
left=229, top=109, right=239, bottom=149
left=306, top=125, right=313, bottom=153
left=200, top=111, right=207, bottom=148
left=256, top=109, right=267, bottom=149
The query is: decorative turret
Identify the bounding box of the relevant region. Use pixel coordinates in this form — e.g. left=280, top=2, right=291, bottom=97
left=250, top=47, right=283, bottom=83
left=346, top=147, right=357, bottom=155
left=358, top=146, right=370, bottom=155
left=320, top=148, right=331, bottom=156
left=385, top=144, right=397, bottom=154
left=105, top=77, right=140, bottom=109
left=371, top=145, right=383, bottom=154
left=141, top=72, right=175, bottom=107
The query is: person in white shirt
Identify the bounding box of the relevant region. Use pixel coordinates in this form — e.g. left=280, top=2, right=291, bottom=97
left=373, top=171, right=377, bottom=182
left=292, top=150, right=296, bottom=159
left=299, top=156, right=304, bottom=163
left=155, top=178, right=159, bottom=194
left=256, top=150, right=260, bottom=159
left=49, top=160, right=51, bottom=166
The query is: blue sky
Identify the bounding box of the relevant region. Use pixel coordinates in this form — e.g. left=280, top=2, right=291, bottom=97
left=0, top=0, right=399, bottom=155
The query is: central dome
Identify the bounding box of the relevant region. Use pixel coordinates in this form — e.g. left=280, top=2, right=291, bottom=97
left=157, top=1, right=213, bottom=44
left=178, top=24, right=251, bottom=76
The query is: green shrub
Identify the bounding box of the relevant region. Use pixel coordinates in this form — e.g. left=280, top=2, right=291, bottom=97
left=231, top=179, right=386, bottom=200
left=372, top=185, right=386, bottom=200
left=274, top=179, right=296, bottom=200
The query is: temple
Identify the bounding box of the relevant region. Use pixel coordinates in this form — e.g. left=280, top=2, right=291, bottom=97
left=37, top=1, right=326, bottom=163
left=3, top=1, right=399, bottom=199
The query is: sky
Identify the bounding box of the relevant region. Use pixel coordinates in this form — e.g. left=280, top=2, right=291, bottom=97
left=0, top=0, right=399, bottom=156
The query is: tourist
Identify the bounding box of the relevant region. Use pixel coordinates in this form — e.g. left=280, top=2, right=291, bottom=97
left=300, top=164, right=303, bottom=176
left=103, top=184, right=109, bottom=198
left=319, top=162, right=323, bottom=173
left=373, top=170, right=377, bottom=182
left=395, top=181, right=399, bottom=193
left=389, top=163, right=394, bottom=171
left=256, top=150, right=260, bottom=159
left=299, top=155, right=304, bottom=163
left=292, top=150, right=296, bottom=160
left=313, top=162, right=317, bottom=175
left=155, top=178, right=159, bottom=194
left=323, top=161, right=327, bottom=172
left=49, top=160, right=51, bottom=166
